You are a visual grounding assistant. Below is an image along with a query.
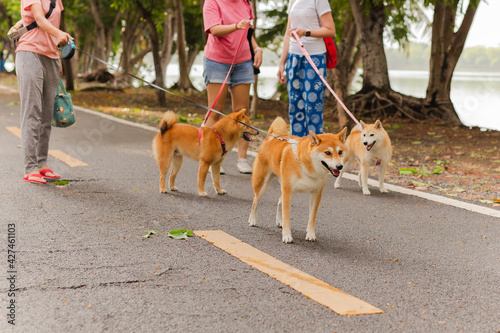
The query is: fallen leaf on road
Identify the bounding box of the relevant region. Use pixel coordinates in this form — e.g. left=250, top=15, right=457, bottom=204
left=168, top=229, right=194, bottom=240
left=142, top=230, right=157, bottom=239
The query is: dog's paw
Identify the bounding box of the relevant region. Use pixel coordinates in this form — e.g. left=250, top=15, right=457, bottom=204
left=169, top=186, right=178, bottom=192
left=380, top=187, right=389, bottom=193
left=282, top=234, right=293, bottom=243
left=217, top=189, right=227, bottom=195
left=276, top=219, right=283, bottom=228
left=305, top=232, right=316, bottom=242
left=159, top=188, right=168, bottom=193
left=362, top=188, right=371, bottom=195
left=334, top=181, right=341, bottom=189
left=248, top=216, right=257, bottom=227
left=198, top=191, right=208, bottom=197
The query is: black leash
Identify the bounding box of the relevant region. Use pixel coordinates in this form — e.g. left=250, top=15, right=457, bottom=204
left=75, top=47, right=288, bottom=143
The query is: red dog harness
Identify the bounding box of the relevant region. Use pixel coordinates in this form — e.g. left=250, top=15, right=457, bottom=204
left=212, top=128, right=227, bottom=156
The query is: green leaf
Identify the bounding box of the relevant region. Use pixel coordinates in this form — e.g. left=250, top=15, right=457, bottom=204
left=412, top=180, right=429, bottom=187
left=143, top=231, right=157, bottom=239
left=53, top=180, right=69, bottom=186
left=168, top=229, right=194, bottom=240
left=398, top=168, right=420, bottom=175
left=412, top=141, right=422, bottom=145
left=432, top=167, right=443, bottom=174
left=422, top=165, right=430, bottom=176
left=434, top=160, right=446, bottom=165
left=480, top=199, right=494, bottom=204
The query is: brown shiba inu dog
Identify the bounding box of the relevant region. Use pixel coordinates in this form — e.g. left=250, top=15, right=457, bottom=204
left=248, top=117, right=347, bottom=243
left=152, top=109, right=257, bottom=196
left=334, top=120, right=392, bottom=195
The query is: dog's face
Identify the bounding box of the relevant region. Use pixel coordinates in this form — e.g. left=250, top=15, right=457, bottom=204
left=309, top=128, right=347, bottom=177
left=232, top=109, right=259, bottom=142
left=361, top=120, right=384, bottom=151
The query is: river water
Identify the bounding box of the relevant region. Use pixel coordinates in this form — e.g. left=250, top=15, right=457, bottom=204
left=165, top=64, right=500, bottom=131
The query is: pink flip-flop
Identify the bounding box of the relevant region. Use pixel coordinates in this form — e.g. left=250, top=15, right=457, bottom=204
left=23, top=173, right=47, bottom=184
left=39, top=168, right=61, bottom=179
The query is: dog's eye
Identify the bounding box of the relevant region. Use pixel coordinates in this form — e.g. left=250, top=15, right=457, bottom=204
left=338, top=150, right=343, bottom=156
left=370, top=134, right=374, bottom=136
left=325, top=151, right=332, bottom=156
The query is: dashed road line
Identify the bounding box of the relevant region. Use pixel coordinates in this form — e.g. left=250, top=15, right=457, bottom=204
left=194, top=230, right=384, bottom=316
left=5, top=126, right=89, bottom=167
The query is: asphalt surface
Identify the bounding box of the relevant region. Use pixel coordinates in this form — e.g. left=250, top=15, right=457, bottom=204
left=0, top=88, right=499, bottom=333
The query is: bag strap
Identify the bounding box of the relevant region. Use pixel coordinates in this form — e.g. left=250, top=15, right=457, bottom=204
left=57, top=78, right=66, bottom=95
left=26, top=0, right=57, bottom=31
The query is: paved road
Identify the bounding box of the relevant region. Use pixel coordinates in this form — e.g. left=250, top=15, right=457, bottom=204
left=0, top=87, right=499, bottom=332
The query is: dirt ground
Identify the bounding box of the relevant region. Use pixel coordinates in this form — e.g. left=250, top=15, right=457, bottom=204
left=1, top=74, right=499, bottom=209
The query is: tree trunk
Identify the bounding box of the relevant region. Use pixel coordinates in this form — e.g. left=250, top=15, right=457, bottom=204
left=330, top=10, right=361, bottom=130
left=174, top=0, right=194, bottom=92
left=89, top=0, right=107, bottom=70
left=425, top=0, right=478, bottom=124
left=349, top=0, right=390, bottom=92
left=136, top=1, right=167, bottom=107
left=160, top=8, right=175, bottom=82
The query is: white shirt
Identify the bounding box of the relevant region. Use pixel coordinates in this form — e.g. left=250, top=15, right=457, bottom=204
left=287, top=0, right=332, bottom=55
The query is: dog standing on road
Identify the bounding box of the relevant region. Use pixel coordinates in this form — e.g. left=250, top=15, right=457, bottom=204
left=334, top=120, right=392, bottom=195
left=248, top=117, right=347, bottom=243
left=152, top=109, right=257, bottom=196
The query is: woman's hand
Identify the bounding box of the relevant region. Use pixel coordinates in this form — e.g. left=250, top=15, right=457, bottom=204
left=235, top=19, right=252, bottom=30
left=277, top=63, right=286, bottom=84
left=253, top=48, right=262, bottom=68
left=56, top=31, right=73, bottom=47
left=289, top=28, right=307, bottom=39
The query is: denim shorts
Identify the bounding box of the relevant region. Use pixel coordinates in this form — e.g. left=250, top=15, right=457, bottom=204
left=203, top=57, right=254, bottom=87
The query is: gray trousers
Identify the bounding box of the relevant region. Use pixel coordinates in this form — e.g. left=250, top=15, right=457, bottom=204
left=16, top=51, right=60, bottom=173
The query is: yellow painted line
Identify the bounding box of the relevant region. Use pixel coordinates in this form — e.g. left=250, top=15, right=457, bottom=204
left=48, top=150, right=89, bottom=167
left=6, top=127, right=88, bottom=167
left=194, top=230, right=384, bottom=316
left=6, top=126, right=21, bottom=138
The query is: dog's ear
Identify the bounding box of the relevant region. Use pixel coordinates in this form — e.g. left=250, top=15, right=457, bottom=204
left=375, top=119, right=383, bottom=129
left=236, top=109, right=247, bottom=120
left=309, top=131, right=320, bottom=145
left=360, top=120, right=366, bottom=129
left=338, top=127, right=347, bottom=143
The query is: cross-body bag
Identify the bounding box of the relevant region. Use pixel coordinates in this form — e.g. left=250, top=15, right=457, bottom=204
left=8, top=0, right=57, bottom=41
left=314, top=0, right=337, bottom=69
left=52, top=78, right=75, bottom=128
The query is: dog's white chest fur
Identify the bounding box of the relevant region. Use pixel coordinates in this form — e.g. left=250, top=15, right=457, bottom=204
left=290, top=173, right=327, bottom=193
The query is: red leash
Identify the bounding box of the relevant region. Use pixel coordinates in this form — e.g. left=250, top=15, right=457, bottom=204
left=291, top=31, right=361, bottom=128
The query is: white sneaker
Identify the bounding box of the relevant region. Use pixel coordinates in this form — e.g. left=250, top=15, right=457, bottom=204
left=237, top=158, right=252, bottom=174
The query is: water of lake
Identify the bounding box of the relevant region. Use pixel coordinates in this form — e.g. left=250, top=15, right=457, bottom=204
left=164, top=65, right=500, bottom=131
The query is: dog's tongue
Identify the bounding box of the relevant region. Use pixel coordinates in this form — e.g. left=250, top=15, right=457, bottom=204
left=244, top=133, right=253, bottom=142
left=366, top=142, right=375, bottom=151
left=331, top=169, right=340, bottom=177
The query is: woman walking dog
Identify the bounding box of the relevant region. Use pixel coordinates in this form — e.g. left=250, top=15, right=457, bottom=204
left=277, top=0, right=335, bottom=137
left=10, top=0, right=73, bottom=184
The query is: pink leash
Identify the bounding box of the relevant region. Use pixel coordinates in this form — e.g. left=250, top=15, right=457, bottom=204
left=291, top=31, right=361, bottom=128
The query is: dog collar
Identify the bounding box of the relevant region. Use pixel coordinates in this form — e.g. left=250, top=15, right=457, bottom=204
left=212, top=128, right=227, bottom=156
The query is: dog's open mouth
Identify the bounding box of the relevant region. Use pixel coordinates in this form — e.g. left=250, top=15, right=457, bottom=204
left=242, top=132, right=253, bottom=142
left=365, top=141, right=376, bottom=151
left=321, top=161, right=340, bottom=177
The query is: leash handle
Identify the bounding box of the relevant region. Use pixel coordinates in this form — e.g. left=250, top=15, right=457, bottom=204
left=202, top=24, right=251, bottom=127
left=291, top=31, right=361, bottom=128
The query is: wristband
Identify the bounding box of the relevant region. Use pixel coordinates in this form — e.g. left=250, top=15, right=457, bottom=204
left=235, top=23, right=238, bottom=30
left=254, top=47, right=262, bottom=52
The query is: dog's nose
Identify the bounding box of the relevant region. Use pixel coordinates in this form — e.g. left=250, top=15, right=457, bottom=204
left=336, top=164, right=343, bottom=171
left=363, top=141, right=368, bottom=146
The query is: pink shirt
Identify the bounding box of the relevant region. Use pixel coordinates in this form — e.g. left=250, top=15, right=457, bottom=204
left=16, top=0, right=64, bottom=59
left=203, top=0, right=254, bottom=64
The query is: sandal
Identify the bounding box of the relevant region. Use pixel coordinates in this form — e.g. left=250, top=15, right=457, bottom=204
left=39, top=168, right=61, bottom=179
left=23, top=173, right=47, bottom=184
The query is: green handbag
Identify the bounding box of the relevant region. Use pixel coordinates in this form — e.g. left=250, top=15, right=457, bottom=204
left=52, top=78, right=75, bottom=127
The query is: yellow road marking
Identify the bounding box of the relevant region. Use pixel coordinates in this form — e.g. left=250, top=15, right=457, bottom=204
left=48, top=150, right=89, bottom=167
left=6, top=127, right=88, bottom=167
left=194, top=230, right=384, bottom=316
left=6, top=126, right=21, bottom=138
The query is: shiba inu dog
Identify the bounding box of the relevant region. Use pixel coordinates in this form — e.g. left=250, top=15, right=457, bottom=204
left=152, top=109, right=257, bottom=196
left=334, top=120, right=392, bottom=195
left=248, top=117, right=347, bottom=243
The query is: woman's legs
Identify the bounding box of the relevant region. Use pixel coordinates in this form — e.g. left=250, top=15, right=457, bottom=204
left=205, top=83, right=229, bottom=127
left=230, top=83, right=251, bottom=160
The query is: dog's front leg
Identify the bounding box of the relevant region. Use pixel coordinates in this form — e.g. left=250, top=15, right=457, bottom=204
left=305, top=189, right=323, bottom=241
left=360, top=160, right=371, bottom=195
left=378, top=161, right=389, bottom=193
left=210, top=161, right=227, bottom=195
left=197, top=161, right=211, bottom=196
left=275, top=196, right=283, bottom=228
left=281, top=186, right=293, bottom=243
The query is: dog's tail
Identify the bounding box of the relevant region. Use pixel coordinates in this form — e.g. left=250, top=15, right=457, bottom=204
left=159, top=111, right=177, bottom=137
left=268, top=117, right=288, bottom=139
